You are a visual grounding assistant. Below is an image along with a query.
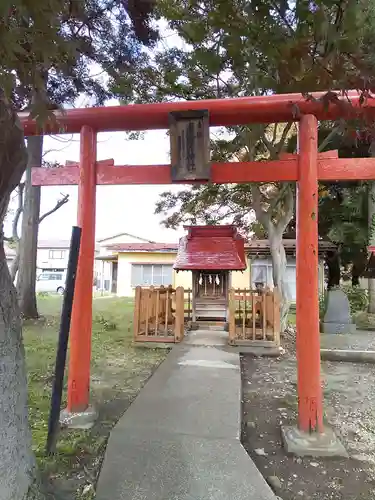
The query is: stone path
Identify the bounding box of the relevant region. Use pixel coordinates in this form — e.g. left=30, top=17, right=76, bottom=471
left=96, top=330, right=276, bottom=500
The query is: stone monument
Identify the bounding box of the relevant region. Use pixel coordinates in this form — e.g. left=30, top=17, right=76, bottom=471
left=321, top=288, right=356, bottom=334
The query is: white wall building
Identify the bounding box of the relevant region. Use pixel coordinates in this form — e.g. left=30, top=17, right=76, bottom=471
left=95, top=232, right=155, bottom=293
left=37, top=240, right=71, bottom=272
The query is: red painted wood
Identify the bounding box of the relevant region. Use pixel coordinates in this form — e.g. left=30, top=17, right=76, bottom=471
left=174, top=225, right=246, bottom=270
left=32, top=166, right=80, bottom=185
left=20, top=90, right=374, bottom=135
left=296, top=115, right=323, bottom=433
left=31, top=156, right=375, bottom=186
left=319, top=158, right=375, bottom=180
left=67, top=126, right=97, bottom=413
left=213, top=161, right=298, bottom=183
left=32, top=160, right=299, bottom=186
left=97, top=164, right=171, bottom=185
left=280, top=151, right=338, bottom=160
left=317, top=150, right=339, bottom=159
left=65, top=158, right=114, bottom=168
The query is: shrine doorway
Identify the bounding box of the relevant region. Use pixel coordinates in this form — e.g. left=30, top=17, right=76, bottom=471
left=194, top=270, right=228, bottom=299
left=192, top=270, right=229, bottom=321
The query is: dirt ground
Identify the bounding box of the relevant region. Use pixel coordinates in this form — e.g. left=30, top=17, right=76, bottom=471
left=241, top=333, right=375, bottom=500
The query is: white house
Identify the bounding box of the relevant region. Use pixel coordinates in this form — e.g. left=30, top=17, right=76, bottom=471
left=95, top=232, right=156, bottom=293
left=37, top=239, right=71, bottom=272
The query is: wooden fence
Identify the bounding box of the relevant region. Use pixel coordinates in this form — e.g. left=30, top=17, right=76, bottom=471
left=184, top=288, right=193, bottom=324
left=228, top=288, right=280, bottom=347
left=133, top=286, right=185, bottom=343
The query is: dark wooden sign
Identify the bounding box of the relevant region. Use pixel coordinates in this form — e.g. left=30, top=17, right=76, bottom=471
left=169, top=109, right=210, bottom=182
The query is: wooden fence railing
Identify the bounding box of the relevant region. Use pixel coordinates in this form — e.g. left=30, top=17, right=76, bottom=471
left=133, top=286, right=185, bottom=343
left=228, top=288, right=280, bottom=346
left=184, top=288, right=193, bottom=324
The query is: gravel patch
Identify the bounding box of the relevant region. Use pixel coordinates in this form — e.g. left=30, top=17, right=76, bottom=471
left=241, top=336, right=375, bottom=499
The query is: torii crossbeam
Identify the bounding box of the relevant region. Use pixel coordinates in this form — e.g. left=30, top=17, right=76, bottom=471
left=21, top=91, right=375, bottom=447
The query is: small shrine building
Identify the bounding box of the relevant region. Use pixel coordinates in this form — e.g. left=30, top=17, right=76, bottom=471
left=174, top=225, right=247, bottom=322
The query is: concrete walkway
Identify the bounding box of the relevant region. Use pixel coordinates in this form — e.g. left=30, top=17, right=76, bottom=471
left=96, top=331, right=276, bottom=500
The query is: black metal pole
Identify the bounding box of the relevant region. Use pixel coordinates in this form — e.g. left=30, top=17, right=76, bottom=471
left=46, top=226, right=82, bottom=455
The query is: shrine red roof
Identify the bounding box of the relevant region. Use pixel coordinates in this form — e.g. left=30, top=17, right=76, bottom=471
left=174, top=225, right=246, bottom=271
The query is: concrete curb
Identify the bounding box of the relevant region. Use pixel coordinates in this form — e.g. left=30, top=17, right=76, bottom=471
left=320, top=349, right=375, bottom=364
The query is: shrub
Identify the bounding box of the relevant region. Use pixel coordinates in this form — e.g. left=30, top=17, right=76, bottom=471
left=341, top=285, right=368, bottom=314
left=319, top=293, right=328, bottom=319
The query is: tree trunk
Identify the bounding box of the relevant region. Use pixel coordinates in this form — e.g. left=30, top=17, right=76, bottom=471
left=0, top=244, right=42, bottom=500
left=0, top=101, right=42, bottom=498
left=10, top=245, right=20, bottom=282
left=251, top=183, right=294, bottom=332
left=368, top=181, right=375, bottom=312
left=16, top=136, right=43, bottom=319
left=269, top=228, right=290, bottom=331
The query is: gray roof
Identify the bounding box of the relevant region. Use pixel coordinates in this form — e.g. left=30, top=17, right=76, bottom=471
left=38, top=239, right=71, bottom=249
left=97, top=232, right=155, bottom=244
left=37, top=239, right=100, bottom=252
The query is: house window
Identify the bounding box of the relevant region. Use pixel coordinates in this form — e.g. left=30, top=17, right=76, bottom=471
left=131, top=264, right=173, bottom=287
left=251, top=258, right=297, bottom=301
left=49, top=250, right=65, bottom=259
left=251, top=260, right=273, bottom=289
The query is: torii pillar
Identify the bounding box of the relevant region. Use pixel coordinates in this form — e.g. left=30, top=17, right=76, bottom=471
left=281, top=115, right=347, bottom=457
left=61, top=125, right=98, bottom=426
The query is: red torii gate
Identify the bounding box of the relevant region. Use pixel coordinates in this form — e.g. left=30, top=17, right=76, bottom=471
left=21, top=91, right=375, bottom=441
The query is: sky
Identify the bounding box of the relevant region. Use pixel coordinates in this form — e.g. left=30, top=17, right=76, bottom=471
left=36, top=127, right=186, bottom=243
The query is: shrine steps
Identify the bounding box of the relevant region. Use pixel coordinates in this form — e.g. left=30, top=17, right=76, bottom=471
left=191, top=320, right=228, bottom=331
left=195, top=300, right=227, bottom=321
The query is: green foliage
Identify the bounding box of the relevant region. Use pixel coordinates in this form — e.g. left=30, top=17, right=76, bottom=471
left=341, top=285, right=369, bottom=314
left=117, top=1, right=375, bottom=103
left=0, top=0, right=159, bottom=118
left=288, top=127, right=370, bottom=278
left=319, top=293, right=328, bottom=319
left=114, top=1, right=375, bottom=243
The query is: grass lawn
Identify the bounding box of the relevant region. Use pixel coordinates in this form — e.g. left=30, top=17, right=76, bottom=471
left=288, top=312, right=296, bottom=325
left=24, top=295, right=168, bottom=499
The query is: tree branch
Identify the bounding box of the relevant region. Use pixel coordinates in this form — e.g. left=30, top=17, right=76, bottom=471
left=276, top=122, right=294, bottom=155
left=12, top=182, right=24, bottom=241
left=269, top=182, right=289, bottom=212
left=251, top=184, right=271, bottom=230
left=269, top=0, right=295, bottom=35
left=276, top=184, right=294, bottom=234
left=38, top=194, right=69, bottom=224
left=262, top=122, right=294, bottom=159
left=261, top=132, right=277, bottom=158
left=318, top=125, right=341, bottom=152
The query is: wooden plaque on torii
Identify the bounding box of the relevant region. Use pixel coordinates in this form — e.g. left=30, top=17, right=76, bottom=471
left=169, top=109, right=210, bottom=182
